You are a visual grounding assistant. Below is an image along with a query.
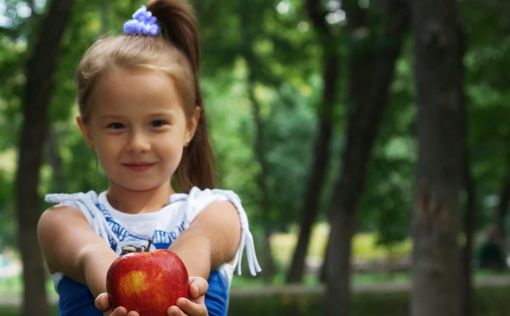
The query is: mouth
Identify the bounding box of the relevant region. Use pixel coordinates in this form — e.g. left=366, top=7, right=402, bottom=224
left=122, top=162, right=155, bottom=172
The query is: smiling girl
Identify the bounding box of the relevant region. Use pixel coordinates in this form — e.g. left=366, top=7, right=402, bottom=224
left=37, top=1, right=260, bottom=315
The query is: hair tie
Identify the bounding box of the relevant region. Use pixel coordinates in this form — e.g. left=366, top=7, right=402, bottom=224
left=123, top=6, right=160, bottom=36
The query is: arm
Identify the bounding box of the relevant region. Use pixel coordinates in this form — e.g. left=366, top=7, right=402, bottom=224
left=37, top=205, right=118, bottom=297
left=38, top=205, right=117, bottom=296
left=95, top=200, right=241, bottom=316
left=39, top=205, right=208, bottom=316
left=169, top=200, right=242, bottom=278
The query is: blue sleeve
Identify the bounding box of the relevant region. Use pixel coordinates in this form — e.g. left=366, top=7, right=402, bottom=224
left=205, top=270, right=230, bottom=316
left=56, top=277, right=102, bottom=316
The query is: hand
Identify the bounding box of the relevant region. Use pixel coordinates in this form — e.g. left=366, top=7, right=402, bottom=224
left=168, top=276, right=209, bottom=316
left=95, top=294, right=135, bottom=316
left=95, top=276, right=209, bottom=316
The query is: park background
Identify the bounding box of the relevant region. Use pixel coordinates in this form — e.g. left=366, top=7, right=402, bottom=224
left=1, top=0, right=510, bottom=315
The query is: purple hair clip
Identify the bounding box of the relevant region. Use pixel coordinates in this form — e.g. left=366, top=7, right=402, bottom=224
left=123, top=6, right=160, bottom=36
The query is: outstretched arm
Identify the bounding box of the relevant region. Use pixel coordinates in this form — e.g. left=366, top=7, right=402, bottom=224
left=93, top=200, right=241, bottom=316
left=38, top=205, right=210, bottom=316
left=169, top=200, right=242, bottom=277
left=37, top=205, right=117, bottom=296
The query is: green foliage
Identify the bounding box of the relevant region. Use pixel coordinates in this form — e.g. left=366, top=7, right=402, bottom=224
left=0, top=0, right=509, bottom=282
left=0, top=170, right=15, bottom=249
left=0, top=0, right=40, bottom=250
left=199, top=0, right=321, bottom=229
left=461, top=0, right=510, bottom=231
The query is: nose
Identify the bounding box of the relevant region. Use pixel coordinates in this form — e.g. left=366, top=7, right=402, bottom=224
left=126, top=130, right=150, bottom=153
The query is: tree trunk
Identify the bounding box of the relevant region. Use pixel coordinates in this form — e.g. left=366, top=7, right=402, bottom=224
left=247, top=74, right=276, bottom=280
left=457, top=24, right=476, bottom=316
left=410, top=0, right=464, bottom=315
left=14, top=0, right=74, bottom=315
left=323, top=1, right=409, bottom=316
left=496, top=163, right=510, bottom=240
left=285, top=0, right=338, bottom=284
left=239, top=2, right=276, bottom=281
left=462, top=151, right=476, bottom=316
left=46, top=130, right=65, bottom=192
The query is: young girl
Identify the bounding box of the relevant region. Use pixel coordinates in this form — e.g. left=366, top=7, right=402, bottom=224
left=37, top=1, right=261, bottom=315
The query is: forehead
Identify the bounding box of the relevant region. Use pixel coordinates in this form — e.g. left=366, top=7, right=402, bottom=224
left=89, top=67, right=184, bottom=114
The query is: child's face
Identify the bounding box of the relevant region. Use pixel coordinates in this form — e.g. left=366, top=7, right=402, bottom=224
left=77, top=67, right=198, bottom=193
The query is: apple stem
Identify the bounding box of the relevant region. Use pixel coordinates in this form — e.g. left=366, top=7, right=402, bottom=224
left=146, top=239, right=153, bottom=252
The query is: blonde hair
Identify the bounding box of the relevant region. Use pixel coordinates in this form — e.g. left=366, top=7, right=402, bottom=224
left=76, top=0, right=216, bottom=191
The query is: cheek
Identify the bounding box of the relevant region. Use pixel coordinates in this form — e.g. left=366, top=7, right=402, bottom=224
left=94, top=138, right=120, bottom=160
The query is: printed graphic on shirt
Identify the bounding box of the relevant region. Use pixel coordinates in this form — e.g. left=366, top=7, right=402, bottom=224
left=95, top=203, right=186, bottom=252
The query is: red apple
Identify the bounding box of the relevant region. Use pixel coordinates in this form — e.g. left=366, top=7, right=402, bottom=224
left=106, top=248, right=190, bottom=316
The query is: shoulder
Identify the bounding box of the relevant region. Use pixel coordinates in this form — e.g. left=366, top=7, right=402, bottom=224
left=38, top=204, right=89, bottom=235
left=180, top=187, right=242, bottom=221
left=39, top=189, right=102, bottom=241
left=184, top=187, right=242, bottom=208
left=44, top=190, right=99, bottom=206
left=37, top=205, right=92, bottom=272
left=190, top=193, right=240, bottom=237
left=198, top=200, right=238, bottom=221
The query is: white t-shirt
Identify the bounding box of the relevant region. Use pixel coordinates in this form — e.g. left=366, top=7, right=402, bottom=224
left=45, top=187, right=261, bottom=316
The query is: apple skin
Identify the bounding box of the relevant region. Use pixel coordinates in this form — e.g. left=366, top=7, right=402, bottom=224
left=106, top=249, right=190, bottom=316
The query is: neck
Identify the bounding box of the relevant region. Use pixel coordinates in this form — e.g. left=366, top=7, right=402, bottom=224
left=106, top=183, right=174, bottom=214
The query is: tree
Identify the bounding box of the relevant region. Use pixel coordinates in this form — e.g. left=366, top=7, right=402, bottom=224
left=323, top=1, right=409, bottom=315
left=410, top=0, right=465, bottom=315
left=496, top=163, right=510, bottom=239
left=458, top=25, right=476, bottom=316
left=286, top=0, right=339, bottom=284
left=239, top=2, right=277, bottom=278
left=14, top=0, right=74, bottom=315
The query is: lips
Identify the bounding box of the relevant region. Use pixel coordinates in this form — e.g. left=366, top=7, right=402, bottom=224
left=122, top=162, right=155, bottom=172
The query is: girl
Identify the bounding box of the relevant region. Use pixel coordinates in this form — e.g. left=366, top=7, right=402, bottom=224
left=37, top=1, right=261, bottom=315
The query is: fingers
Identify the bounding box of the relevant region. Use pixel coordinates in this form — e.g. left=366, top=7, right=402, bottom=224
left=169, top=276, right=208, bottom=315
left=167, top=305, right=185, bottom=316
left=95, top=293, right=140, bottom=316
left=109, top=307, right=139, bottom=316
left=168, top=298, right=208, bottom=316
left=107, top=307, right=127, bottom=316
left=189, top=276, right=208, bottom=299
left=95, top=293, right=111, bottom=312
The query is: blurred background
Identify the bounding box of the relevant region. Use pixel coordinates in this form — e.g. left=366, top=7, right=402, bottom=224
left=1, top=0, right=510, bottom=315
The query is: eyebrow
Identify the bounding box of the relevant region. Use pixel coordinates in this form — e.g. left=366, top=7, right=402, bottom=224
left=98, top=114, right=125, bottom=120
left=97, top=110, right=177, bottom=120
left=147, top=110, right=177, bottom=117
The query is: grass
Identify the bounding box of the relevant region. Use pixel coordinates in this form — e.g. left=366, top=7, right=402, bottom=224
left=0, top=306, right=58, bottom=316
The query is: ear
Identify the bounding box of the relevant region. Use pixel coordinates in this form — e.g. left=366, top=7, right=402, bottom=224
left=76, top=116, right=94, bottom=150
left=184, top=106, right=201, bottom=146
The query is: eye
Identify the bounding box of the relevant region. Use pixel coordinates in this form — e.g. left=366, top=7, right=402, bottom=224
left=151, top=119, right=167, bottom=127
left=107, top=122, right=125, bottom=129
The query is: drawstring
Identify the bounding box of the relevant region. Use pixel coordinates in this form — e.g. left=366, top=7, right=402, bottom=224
left=212, top=189, right=262, bottom=276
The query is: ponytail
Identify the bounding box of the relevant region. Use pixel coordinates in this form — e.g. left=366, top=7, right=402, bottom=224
left=147, top=0, right=199, bottom=78
left=147, top=0, right=216, bottom=191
